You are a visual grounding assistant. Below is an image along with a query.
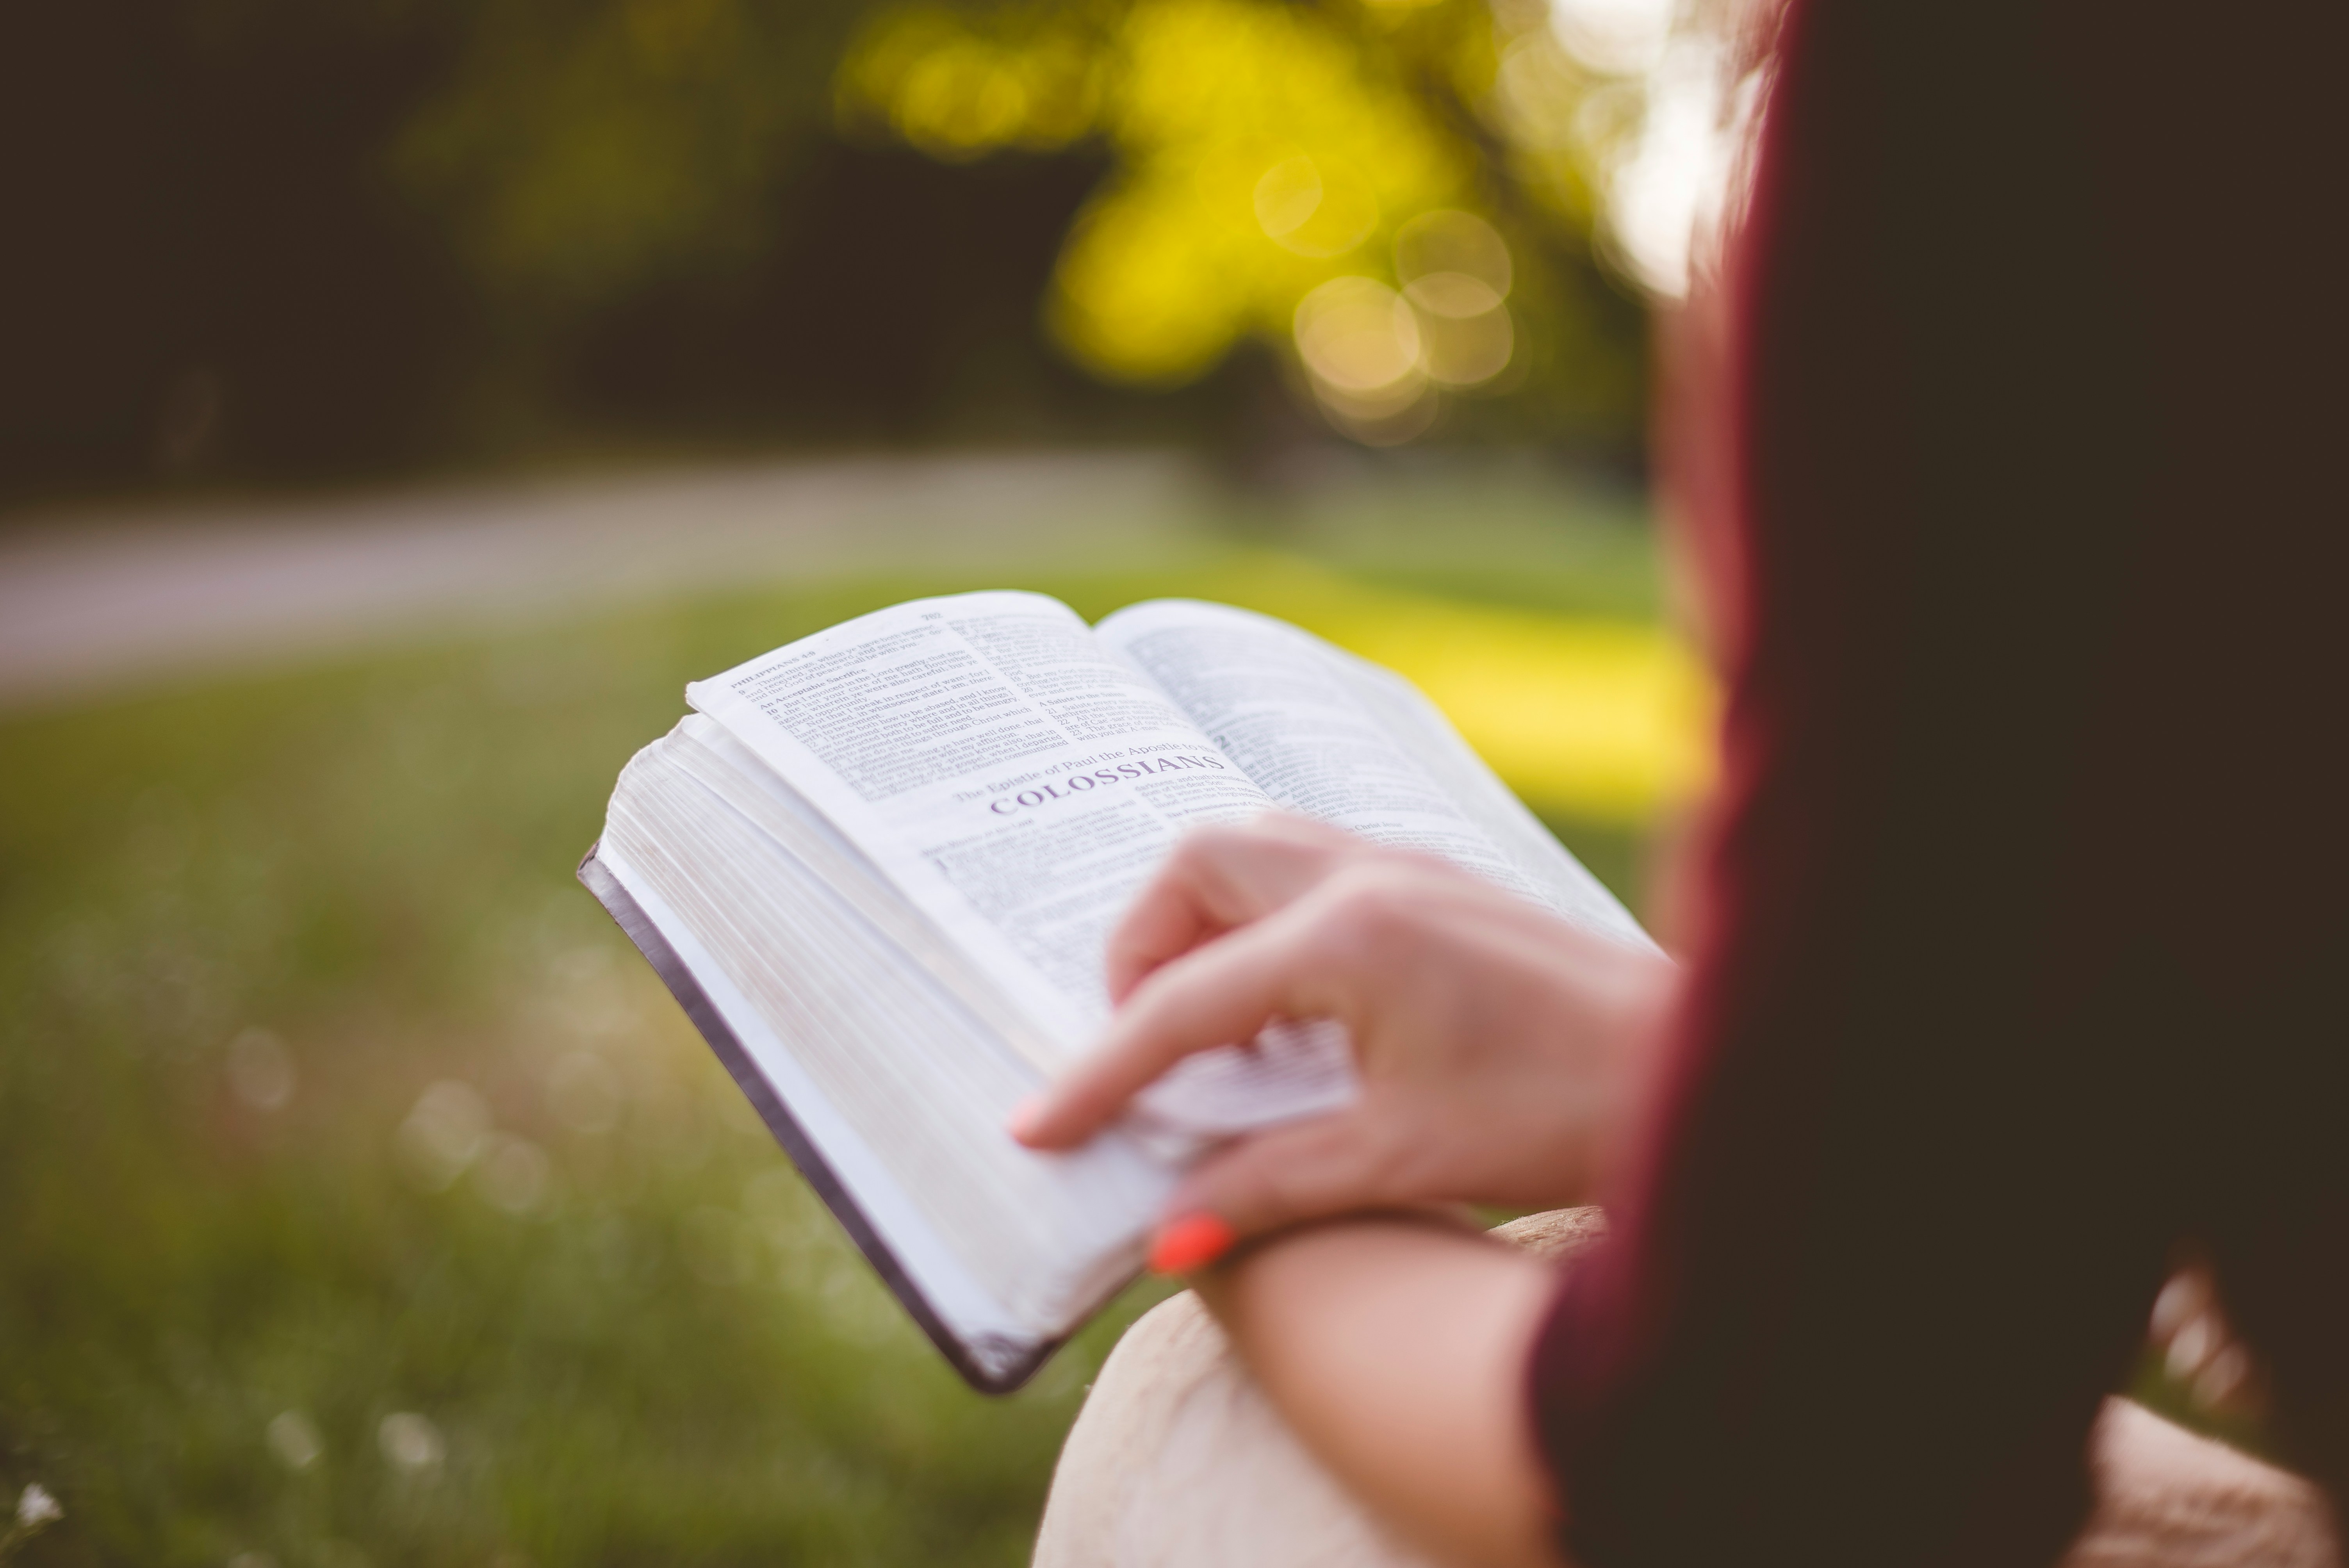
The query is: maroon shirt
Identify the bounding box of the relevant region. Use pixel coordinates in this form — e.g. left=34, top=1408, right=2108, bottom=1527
left=1528, top=2, right=2349, bottom=1563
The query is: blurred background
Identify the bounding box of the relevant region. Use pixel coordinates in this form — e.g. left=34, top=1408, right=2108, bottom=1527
left=1, top=0, right=1732, bottom=497
left=0, top=2, right=2239, bottom=1564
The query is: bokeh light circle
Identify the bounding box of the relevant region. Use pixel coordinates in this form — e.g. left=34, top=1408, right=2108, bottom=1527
left=1394, top=209, right=1516, bottom=388
left=1293, top=276, right=1422, bottom=395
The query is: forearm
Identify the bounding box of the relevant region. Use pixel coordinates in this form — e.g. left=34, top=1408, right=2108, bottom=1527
left=1194, top=1217, right=1570, bottom=1568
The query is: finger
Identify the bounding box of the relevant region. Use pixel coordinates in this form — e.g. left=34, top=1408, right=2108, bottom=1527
left=1103, top=816, right=1355, bottom=1001
left=1104, top=816, right=1349, bottom=1000
left=1019, top=903, right=1348, bottom=1148
left=1240, top=809, right=1367, bottom=852
left=1160, top=1109, right=1401, bottom=1244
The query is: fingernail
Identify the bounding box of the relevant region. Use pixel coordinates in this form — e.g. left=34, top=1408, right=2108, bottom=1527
left=1147, top=1213, right=1236, bottom=1275
left=1005, top=1096, right=1044, bottom=1142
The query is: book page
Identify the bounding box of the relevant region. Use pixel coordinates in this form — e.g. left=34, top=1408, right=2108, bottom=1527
left=1096, top=599, right=1654, bottom=951
left=664, top=715, right=1067, bottom=1074
left=591, top=837, right=1080, bottom=1355
left=685, top=592, right=1285, bottom=1066
left=599, top=753, right=1173, bottom=1340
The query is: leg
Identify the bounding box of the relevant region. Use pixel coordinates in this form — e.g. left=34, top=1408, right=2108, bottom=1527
left=1033, top=1209, right=2339, bottom=1568
left=2066, top=1401, right=2338, bottom=1568
left=1032, top=1210, right=1604, bottom=1568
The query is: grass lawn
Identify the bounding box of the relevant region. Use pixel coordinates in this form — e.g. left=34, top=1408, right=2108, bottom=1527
left=0, top=487, right=2249, bottom=1566
left=0, top=517, right=1684, bottom=1568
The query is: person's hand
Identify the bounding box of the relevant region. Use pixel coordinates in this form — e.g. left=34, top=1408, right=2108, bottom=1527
left=1010, top=813, right=1675, bottom=1269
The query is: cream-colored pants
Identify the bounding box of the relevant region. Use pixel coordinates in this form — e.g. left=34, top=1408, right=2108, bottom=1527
left=1034, top=1210, right=2340, bottom=1568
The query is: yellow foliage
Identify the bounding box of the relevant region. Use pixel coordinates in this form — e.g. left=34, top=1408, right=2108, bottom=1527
left=839, top=0, right=1475, bottom=386
left=1060, top=0, right=1468, bottom=383
left=835, top=5, right=1101, bottom=160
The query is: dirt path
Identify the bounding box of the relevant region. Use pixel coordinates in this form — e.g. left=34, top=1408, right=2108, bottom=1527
left=0, top=451, right=1212, bottom=709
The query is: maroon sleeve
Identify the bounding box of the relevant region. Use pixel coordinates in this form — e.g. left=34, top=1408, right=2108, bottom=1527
left=1527, top=2, right=2349, bottom=1564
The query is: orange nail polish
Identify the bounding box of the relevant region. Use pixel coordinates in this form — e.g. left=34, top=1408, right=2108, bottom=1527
left=1148, top=1213, right=1236, bottom=1274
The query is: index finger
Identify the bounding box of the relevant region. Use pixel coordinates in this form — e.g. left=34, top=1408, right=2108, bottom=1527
left=1017, top=896, right=1349, bottom=1149
left=1103, top=813, right=1359, bottom=1001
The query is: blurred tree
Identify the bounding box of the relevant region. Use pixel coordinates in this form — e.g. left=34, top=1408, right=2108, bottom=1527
left=0, top=0, right=1650, bottom=502
left=393, top=0, right=869, bottom=314
left=832, top=0, right=1647, bottom=444
left=399, top=0, right=1650, bottom=450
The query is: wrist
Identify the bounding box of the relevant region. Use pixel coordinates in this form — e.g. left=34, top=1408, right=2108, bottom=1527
left=1192, top=1206, right=1486, bottom=1316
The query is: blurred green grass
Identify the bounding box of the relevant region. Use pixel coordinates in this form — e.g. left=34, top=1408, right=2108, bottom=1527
left=0, top=553, right=1655, bottom=1568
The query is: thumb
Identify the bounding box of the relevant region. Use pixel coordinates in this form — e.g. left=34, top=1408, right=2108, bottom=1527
left=1148, top=1110, right=1397, bottom=1270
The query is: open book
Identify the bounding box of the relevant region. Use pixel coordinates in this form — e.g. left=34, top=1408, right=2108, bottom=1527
left=581, top=592, right=1652, bottom=1392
